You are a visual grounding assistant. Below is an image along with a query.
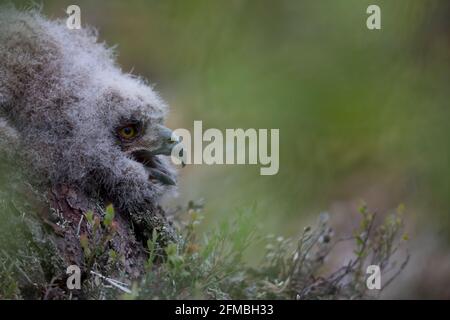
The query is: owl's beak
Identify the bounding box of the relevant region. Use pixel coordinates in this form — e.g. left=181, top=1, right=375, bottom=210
left=130, top=125, right=180, bottom=186
left=150, top=125, right=181, bottom=156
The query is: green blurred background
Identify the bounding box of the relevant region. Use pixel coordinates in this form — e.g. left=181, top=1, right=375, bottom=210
left=8, top=0, right=450, bottom=297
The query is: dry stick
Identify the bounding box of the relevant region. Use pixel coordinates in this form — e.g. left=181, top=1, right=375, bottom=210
left=90, top=270, right=132, bottom=294
left=382, top=253, right=410, bottom=290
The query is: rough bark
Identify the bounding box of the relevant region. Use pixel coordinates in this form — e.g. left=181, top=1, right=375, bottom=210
left=19, top=184, right=177, bottom=299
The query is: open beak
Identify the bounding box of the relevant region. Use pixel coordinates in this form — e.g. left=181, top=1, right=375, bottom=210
left=132, top=149, right=177, bottom=186
left=130, top=125, right=181, bottom=186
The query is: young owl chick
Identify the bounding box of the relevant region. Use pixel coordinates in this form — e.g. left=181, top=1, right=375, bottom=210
left=0, top=6, right=180, bottom=216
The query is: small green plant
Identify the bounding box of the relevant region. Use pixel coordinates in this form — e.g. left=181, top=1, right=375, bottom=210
left=80, top=204, right=119, bottom=273
left=129, top=202, right=409, bottom=299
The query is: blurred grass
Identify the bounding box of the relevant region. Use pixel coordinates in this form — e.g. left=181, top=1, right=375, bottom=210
left=9, top=0, right=450, bottom=240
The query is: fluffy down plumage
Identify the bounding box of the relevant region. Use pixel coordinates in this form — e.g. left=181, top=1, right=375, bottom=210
left=0, top=6, right=178, bottom=215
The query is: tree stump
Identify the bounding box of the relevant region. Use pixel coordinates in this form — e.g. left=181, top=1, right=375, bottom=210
left=22, top=184, right=178, bottom=299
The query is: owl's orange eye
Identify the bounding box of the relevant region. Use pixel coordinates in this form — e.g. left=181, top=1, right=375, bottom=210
left=118, top=125, right=138, bottom=139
